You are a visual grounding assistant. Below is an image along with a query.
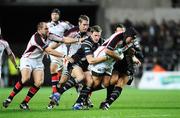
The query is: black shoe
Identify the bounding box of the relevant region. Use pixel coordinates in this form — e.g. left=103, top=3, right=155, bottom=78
left=86, top=97, right=94, bottom=108
left=20, top=102, right=30, bottom=110
left=99, top=102, right=110, bottom=110
left=47, top=100, right=56, bottom=110
left=3, top=98, right=11, bottom=108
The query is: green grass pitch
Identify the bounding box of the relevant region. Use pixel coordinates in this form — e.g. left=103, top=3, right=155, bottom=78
left=0, top=87, right=180, bottom=118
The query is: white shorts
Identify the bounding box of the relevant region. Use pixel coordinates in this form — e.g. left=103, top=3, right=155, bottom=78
left=20, top=57, right=44, bottom=71
left=89, top=61, right=114, bottom=76
left=89, top=46, right=115, bottom=76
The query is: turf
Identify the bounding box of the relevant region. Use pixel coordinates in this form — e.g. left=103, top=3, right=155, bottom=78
left=0, top=87, right=180, bottom=118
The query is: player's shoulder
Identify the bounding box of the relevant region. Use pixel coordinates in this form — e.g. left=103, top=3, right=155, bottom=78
left=0, top=39, right=9, bottom=47
left=64, top=26, right=79, bottom=36
left=47, top=22, right=54, bottom=28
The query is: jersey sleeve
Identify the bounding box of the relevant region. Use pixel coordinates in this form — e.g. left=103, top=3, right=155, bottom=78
left=82, top=42, right=93, bottom=56
left=34, top=34, right=48, bottom=50
left=4, top=41, right=12, bottom=55
left=48, top=33, right=64, bottom=43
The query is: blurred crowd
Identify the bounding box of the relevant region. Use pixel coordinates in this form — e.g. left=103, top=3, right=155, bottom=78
left=110, top=19, right=180, bottom=76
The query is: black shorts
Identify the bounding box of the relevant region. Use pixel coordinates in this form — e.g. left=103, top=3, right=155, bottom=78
left=113, top=57, right=134, bottom=75
left=67, top=61, right=89, bottom=72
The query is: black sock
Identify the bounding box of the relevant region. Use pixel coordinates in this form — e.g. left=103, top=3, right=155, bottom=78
left=8, top=80, right=24, bottom=100
left=106, top=85, right=115, bottom=100
left=23, top=84, right=40, bottom=103
left=58, top=77, right=76, bottom=95
left=76, top=85, right=91, bottom=104
left=107, top=86, right=122, bottom=105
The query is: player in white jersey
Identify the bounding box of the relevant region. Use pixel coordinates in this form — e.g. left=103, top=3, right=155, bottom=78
left=57, top=15, right=89, bottom=89
left=47, top=8, right=73, bottom=96
left=2, top=22, right=74, bottom=110
left=47, top=15, right=90, bottom=109
left=0, top=27, right=17, bottom=86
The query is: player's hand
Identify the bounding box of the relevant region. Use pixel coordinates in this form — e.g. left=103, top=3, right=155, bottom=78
left=15, top=65, right=20, bottom=70
left=79, top=36, right=88, bottom=43
left=64, top=56, right=74, bottom=63
left=132, top=56, right=141, bottom=66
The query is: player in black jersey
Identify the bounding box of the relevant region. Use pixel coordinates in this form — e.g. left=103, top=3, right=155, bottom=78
left=47, top=25, right=107, bottom=109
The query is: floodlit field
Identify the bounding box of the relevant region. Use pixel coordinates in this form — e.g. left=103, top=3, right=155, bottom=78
left=0, top=87, right=180, bottom=118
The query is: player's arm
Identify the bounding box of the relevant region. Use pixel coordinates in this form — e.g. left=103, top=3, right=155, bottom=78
left=48, top=33, right=84, bottom=44
left=104, top=48, right=123, bottom=60
left=86, top=54, right=107, bottom=64
left=62, top=36, right=84, bottom=44
left=5, top=42, right=18, bottom=69
left=49, top=42, right=61, bottom=49
left=44, top=46, right=65, bottom=58
left=83, top=43, right=107, bottom=64
left=8, top=52, right=18, bottom=69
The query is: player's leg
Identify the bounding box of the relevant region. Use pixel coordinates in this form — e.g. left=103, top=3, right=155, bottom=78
left=50, top=61, right=62, bottom=94
left=100, top=74, right=128, bottom=110
left=3, top=59, right=31, bottom=108
left=49, top=65, right=85, bottom=109
left=73, top=71, right=93, bottom=110
left=20, top=69, right=44, bottom=110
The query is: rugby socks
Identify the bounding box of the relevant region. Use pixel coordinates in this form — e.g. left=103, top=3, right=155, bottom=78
left=106, top=86, right=122, bottom=105
left=23, top=85, right=40, bottom=103
left=58, top=77, right=76, bottom=95
left=76, top=85, right=91, bottom=104
left=106, top=85, right=115, bottom=100
left=8, top=81, right=24, bottom=100
left=51, top=72, right=61, bottom=93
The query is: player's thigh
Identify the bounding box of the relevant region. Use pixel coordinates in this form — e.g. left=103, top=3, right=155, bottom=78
left=59, top=74, right=69, bottom=84
left=71, top=66, right=85, bottom=81
left=116, top=74, right=128, bottom=87
left=92, top=75, right=102, bottom=88
left=50, top=62, right=59, bottom=73
left=32, top=69, right=44, bottom=87
left=102, top=75, right=111, bottom=87
left=21, top=68, right=32, bottom=83
left=84, top=71, right=93, bottom=87
left=110, top=72, right=119, bottom=85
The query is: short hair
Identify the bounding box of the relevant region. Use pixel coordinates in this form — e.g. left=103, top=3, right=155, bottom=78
left=90, top=25, right=102, bottom=33
left=113, top=23, right=125, bottom=31
left=37, top=22, right=46, bottom=30
left=51, top=8, right=61, bottom=15
left=124, top=27, right=137, bottom=39
left=78, top=15, right=89, bottom=23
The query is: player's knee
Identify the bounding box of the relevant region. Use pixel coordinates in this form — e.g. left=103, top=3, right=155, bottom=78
left=21, top=78, right=30, bottom=84
left=50, top=64, right=58, bottom=73
left=34, top=79, right=44, bottom=87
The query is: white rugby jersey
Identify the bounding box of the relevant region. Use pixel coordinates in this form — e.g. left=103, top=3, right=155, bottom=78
left=22, top=32, right=63, bottom=60
left=0, top=39, right=12, bottom=66
left=64, top=26, right=88, bottom=56
left=47, top=21, right=73, bottom=55
left=47, top=21, right=72, bottom=37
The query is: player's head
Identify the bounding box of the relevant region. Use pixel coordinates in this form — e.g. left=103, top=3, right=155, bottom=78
left=78, top=15, right=89, bottom=33
left=123, top=27, right=137, bottom=44
left=37, top=22, right=49, bottom=36
left=51, top=8, right=61, bottom=22
left=90, top=25, right=102, bottom=43
left=114, top=24, right=126, bottom=33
